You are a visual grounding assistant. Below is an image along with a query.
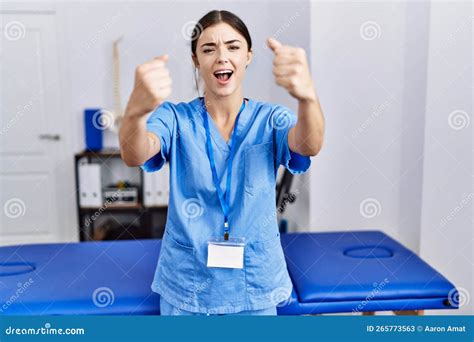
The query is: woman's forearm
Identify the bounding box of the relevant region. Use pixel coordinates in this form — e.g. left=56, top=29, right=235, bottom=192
left=266, top=38, right=324, bottom=157
left=119, top=113, right=153, bottom=167
left=119, top=55, right=171, bottom=167
left=289, top=97, right=325, bottom=156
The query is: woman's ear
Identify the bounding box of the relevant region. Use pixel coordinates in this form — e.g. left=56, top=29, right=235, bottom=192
left=192, top=54, right=199, bottom=69
left=246, top=49, right=253, bottom=68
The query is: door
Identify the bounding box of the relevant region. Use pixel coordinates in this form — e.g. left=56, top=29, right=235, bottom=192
left=0, top=10, right=74, bottom=245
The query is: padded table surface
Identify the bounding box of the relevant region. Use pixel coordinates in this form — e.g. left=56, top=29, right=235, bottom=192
left=0, top=231, right=458, bottom=315
left=278, top=231, right=458, bottom=314
left=0, top=240, right=161, bottom=315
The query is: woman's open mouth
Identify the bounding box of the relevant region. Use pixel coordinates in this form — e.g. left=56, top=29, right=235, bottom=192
left=213, top=69, right=233, bottom=85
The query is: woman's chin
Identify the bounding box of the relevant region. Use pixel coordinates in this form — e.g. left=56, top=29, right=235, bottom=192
left=203, top=77, right=240, bottom=97
left=208, top=87, right=237, bottom=98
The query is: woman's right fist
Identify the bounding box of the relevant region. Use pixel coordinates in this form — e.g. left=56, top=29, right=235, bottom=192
left=125, top=55, right=172, bottom=117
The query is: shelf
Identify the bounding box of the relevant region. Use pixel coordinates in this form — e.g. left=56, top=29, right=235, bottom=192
left=80, top=204, right=141, bottom=210
left=79, top=204, right=167, bottom=210
left=76, top=149, right=122, bottom=158
left=75, top=151, right=169, bottom=242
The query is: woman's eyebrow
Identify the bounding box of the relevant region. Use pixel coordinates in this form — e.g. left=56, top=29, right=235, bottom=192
left=200, top=39, right=242, bottom=48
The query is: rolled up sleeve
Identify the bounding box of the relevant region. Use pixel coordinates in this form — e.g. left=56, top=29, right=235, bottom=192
left=140, top=102, right=175, bottom=173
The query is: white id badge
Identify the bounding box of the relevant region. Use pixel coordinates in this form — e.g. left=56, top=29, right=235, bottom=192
left=207, top=237, right=245, bottom=269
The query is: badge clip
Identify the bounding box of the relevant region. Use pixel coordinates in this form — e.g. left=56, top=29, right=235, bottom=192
left=224, top=221, right=229, bottom=240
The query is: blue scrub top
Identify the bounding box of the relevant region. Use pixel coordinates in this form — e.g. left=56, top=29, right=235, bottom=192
left=141, top=97, right=311, bottom=314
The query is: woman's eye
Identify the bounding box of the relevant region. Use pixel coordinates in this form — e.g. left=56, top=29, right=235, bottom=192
left=203, top=49, right=214, bottom=53
left=229, top=46, right=240, bottom=50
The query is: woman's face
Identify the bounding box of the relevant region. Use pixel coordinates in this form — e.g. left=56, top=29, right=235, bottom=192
left=193, top=22, right=252, bottom=98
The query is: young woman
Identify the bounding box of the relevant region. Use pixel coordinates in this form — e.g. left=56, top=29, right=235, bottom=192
left=119, top=10, right=325, bottom=316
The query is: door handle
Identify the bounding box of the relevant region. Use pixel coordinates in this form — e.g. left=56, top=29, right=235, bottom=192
left=38, top=134, right=61, bottom=141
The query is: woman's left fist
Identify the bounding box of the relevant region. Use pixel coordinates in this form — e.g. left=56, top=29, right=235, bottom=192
left=267, top=38, right=317, bottom=102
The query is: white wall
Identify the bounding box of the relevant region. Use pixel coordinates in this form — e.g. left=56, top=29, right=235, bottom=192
left=307, top=1, right=417, bottom=246
left=307, top=0, right=472, bottom=315
left=419, top=1, right=472, bottom=315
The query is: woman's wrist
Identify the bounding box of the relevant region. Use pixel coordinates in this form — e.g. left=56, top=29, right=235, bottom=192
left=124, top=98, right=154, bottom=120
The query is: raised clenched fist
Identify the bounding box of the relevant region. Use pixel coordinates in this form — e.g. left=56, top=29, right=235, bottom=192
left=267, top=38, right=316, bottom=102
left=125, top=55, right=173, bottom=117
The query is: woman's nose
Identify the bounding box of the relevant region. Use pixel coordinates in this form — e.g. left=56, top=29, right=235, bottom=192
left=216, top=49, right=229, bottom=64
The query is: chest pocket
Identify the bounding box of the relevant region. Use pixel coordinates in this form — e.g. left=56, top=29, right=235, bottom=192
left=244, top=142, right=275, bottom=196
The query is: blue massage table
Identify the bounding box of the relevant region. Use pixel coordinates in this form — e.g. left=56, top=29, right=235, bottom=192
left=278, top=231, right=458, bottom=315
left=0, top=231, right=458, bottom=315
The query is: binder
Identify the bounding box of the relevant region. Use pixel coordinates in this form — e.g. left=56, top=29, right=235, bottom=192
left=143, top=171, right=154, bottom=207
left=78, top=163, right=103, bottom=207
left=155, top=162, right=170, bottom=206
left=142, top=163, right=169, bottom=207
